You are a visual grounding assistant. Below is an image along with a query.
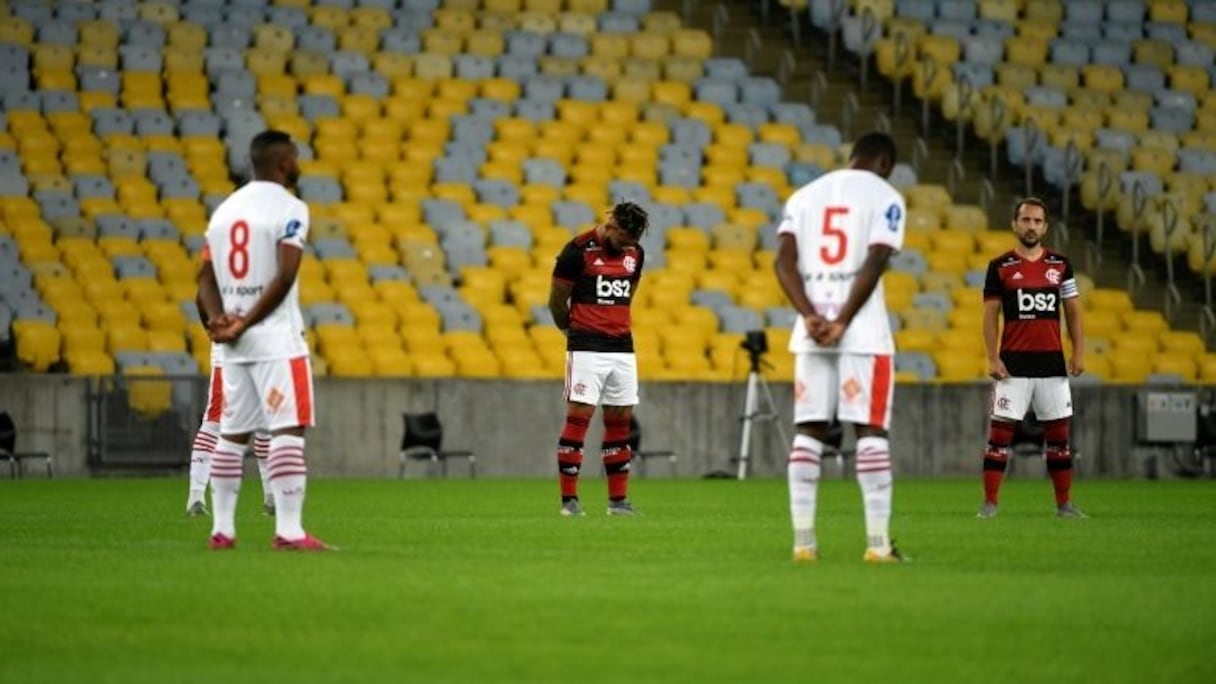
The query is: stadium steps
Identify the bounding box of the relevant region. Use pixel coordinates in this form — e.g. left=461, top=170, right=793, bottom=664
left=669, top=0, right=1208, bottom=339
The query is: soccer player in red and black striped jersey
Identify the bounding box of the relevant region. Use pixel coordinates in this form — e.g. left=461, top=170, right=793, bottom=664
left=548, top=202, right=647, bottom=517
left=979, top=197, right=1087, bottom=519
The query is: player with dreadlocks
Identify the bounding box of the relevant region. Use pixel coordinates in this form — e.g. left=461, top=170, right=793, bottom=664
left=548, top=201, right=649, bottom=516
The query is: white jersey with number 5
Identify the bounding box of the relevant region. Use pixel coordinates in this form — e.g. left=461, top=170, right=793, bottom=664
left=205, top=180, right=309, bottom=363
left=777, top=168, right=906, bottom=355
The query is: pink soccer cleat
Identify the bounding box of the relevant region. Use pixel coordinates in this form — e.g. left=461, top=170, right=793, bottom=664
left=209, top=533, right=236, bottom=550
left=272, top=534, right=333, bottom=551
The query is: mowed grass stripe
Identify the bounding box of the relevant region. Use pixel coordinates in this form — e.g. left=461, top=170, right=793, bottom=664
left=0, top=479, right=1213, bottom=684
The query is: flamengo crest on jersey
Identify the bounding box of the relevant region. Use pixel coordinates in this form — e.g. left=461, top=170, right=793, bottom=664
left=983, top=249, right=1078, bottom=378
left=552, top=229, right=645, bottom=353
left=777, top=169, right=907, bottom=355
left=205, top=181, right=310, bottom=363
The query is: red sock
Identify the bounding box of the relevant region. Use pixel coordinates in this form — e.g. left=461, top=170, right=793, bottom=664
left=983, top=420, right=1015, bottom=504
left=602, top=414, right=632, bottom=502
left=1043, top=419, right=1073, bottom=506
left=558, top=413, right=590, bottom=501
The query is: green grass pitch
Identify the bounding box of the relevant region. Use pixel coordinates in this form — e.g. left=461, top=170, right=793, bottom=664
left=1, top=477, right=1214, bottom=684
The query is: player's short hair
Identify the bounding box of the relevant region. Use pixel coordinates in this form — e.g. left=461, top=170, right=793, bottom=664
left=249, top=130, right=295, bottom=174
left=850, top=131, right=898, bottom=166
left=611, top=201, right=649, bottom=239
left=1012, top=196, right=1049, bottom=222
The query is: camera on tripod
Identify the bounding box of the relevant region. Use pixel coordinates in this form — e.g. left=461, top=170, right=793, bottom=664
left=740, top=330, right=768, bottom=372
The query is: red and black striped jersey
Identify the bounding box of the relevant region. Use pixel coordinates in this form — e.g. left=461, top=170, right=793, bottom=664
left=983, top=249, right=1079, bottom=378
left=553, top=229, right=645, bottom=353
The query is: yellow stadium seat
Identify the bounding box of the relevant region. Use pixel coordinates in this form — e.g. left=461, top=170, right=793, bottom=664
left=66, top=348, right=115, bottom=376
left=142, top=301, right=187, bottom=334
left=1122, top=311, right=1168, bottom=336
left=1083, top=309, right=1122, bottom=339
left=13, top=320, right=61, bottom=371
left=631, top=33, right=669, bottom=61
left=123, top=365, right=171, bottom=417
left=901, top=307, right=949, bottom=332
left=1169, top=65, right=1211, bottom=99
left=906, top=208, right=942, bottom=232
left=1109, top=355, right=1152, bottom=384
left=327, top=348, right=376, bottom=378
left=895, top=328, right=937, bottom=354
left=671, top=29, right=712, bottom=59
left=1159, top=331, right=1205, bottom=356
left=934, top=352, right=986, bottom=382
left=1199, top=354, right=1216, bottom=383
left=1086, top=289, right=1134, bottom=313
left=1153, top=352, right=1198, bottom=382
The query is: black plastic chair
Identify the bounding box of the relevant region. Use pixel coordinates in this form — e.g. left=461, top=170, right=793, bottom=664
left=0, top=411, right=53, bottom=478
left=628, top=416, right=677, bottom=477
left=398, top=412, right=476, bottom=478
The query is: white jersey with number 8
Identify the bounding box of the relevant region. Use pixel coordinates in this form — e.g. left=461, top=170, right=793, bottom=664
left=205, top=180, right=310, bottom=363
left=777, top=169, right=906, bottom=355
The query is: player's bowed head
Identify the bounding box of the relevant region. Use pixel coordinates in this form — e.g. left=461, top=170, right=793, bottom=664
left=597, top=201, right=649, bottom=254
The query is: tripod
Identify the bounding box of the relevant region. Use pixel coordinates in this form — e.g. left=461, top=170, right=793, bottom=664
left=735, top=339, right=790, bottom=480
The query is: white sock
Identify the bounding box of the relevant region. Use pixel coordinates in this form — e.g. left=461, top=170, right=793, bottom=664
left=254, top=433, right=272, bottom=505
left=856, top=436, right=894, bottom=554
left=187, top=422, right=219, bottom=508
left=268, top=435, right=308, bottom=540
left=788, top=433, right=823, bottom=550
left=209, top=438, right=245, bottom=539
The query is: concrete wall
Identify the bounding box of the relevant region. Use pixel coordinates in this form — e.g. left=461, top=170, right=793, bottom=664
left=0, top=374, right=1172, bottom=479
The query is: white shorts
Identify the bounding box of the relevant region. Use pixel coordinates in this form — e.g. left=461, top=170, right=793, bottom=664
left=990, top=376, right=1073, bottom=422
left=793, top=353, right=894, bottom=429
left=564, top=351, right=638, bottom=406
left=221, top=356, right=316, bottom=434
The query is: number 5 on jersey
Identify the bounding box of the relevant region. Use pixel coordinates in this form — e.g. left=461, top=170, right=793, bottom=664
left=821, top=207, right=849, bottom=265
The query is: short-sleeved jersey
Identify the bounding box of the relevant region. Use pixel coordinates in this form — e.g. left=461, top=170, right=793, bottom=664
left=204, top=180, right=309, bottom=363
left=983, top=249, right=1078, bottom=378
left=552, top=229, right=645, bottom=353
left=777, top=168, right=906, bottom=354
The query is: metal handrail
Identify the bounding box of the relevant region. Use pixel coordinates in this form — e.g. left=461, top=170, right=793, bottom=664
left=1127, top=180, right=1148, bottom=297
left=1086, top=159, right=1114, bottom=274
left=892, top=30, right=911, bottom=114
left=954, top=76, right=974, bottom=162
left=711, top=3, right=729, bottom=51
left=979, top=178, right=995, bottom=214
left=947, top=158, right=965, bottom=199
left=841, top=91, right=860, bottom=141
left=810, top=70, right=828, bottom=113
left=919, top=57, right=938, bottom=138
left=912, top=136, right=929, bottom=176
left=743, top=27, right=762, bottom=66
left=1022, top=118, right=1041, bottom=197
left=987, top=94, right=1007, bottom=181
left=1161, top=199, right=1182, bottom=323
left=826, top=0, right=847, bottom=70
left=777, top=48, right=797, bottom=89
left=858, top=7, right=879, bottom=90
left=1202, top=224, right=1216, bottom=344
left=874, top=111, right=891, bottom=134
left=1060, top=141, right=1081, bottom=230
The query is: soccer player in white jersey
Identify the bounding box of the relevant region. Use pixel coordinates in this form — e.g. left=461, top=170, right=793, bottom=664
left=196, top=130, right=328, bottom=551
left=183, top=346, right=274, bottom=518
left=774, top=132, right=907, bottom=564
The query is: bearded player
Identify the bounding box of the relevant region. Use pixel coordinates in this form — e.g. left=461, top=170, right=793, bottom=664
left=978, top=197, right=1086, bottom=519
